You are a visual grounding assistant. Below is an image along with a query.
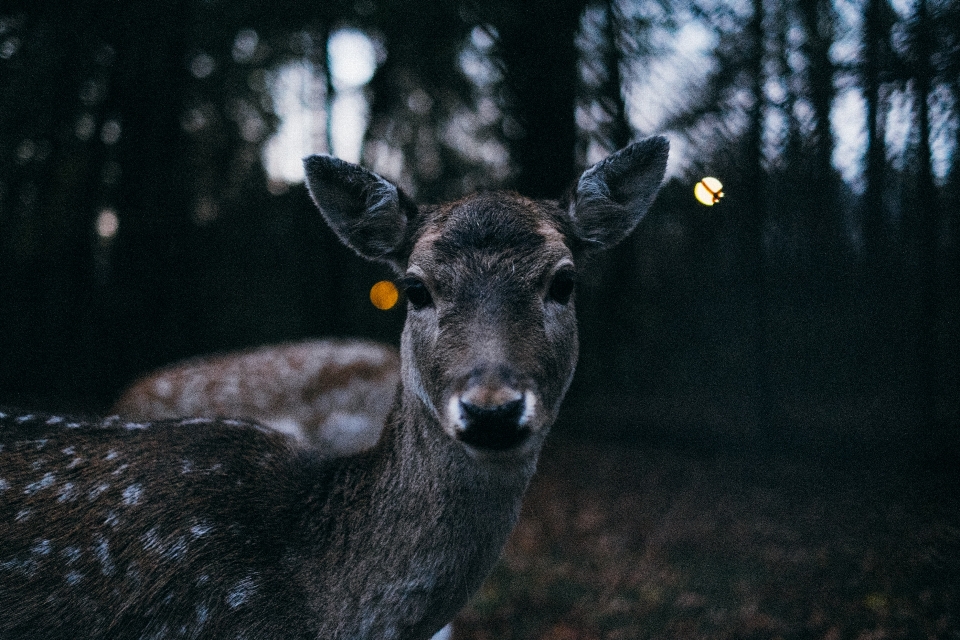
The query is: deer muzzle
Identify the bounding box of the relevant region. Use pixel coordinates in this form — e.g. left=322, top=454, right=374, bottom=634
left=447, top=365, right=536, bottom=451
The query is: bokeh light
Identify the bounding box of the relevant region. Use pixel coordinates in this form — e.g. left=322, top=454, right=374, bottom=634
left=328, top=29, right=377, bottom=90
left=95, top=207, right=119, bottom=240
left=694, top=176, right=724, bottom=206
left=369, top=280, right=399, bottom=310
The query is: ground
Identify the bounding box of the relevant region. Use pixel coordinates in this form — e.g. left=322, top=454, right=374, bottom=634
left=452, top=436, right=959, bottom=639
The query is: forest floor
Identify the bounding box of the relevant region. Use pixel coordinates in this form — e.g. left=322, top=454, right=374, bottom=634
left=451, top=435, right=959, bottom=640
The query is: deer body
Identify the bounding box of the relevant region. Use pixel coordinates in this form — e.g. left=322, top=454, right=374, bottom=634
left=0, top=137, right=668, bottom=639
left=111, top=339, right=400, bottom=456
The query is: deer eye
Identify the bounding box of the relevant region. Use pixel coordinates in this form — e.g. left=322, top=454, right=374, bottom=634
left=547, top=270, right=575, bottom=305
left=402, top=277, right=433, bottom=310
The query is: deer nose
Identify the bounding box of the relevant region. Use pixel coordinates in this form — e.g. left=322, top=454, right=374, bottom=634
left=454, top=378, right=532, bottom=451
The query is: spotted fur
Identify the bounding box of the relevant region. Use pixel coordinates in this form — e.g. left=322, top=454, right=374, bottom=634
left=0, top=137, right=667, bottom=640
left=112, top=339, right=400, bottom=457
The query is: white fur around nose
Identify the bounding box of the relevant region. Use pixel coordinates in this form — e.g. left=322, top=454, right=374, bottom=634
left=446, top=389, right=537, bottom=430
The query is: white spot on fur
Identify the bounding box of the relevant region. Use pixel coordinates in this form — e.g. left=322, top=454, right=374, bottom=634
left=155, top=378, right=173, bottom=397
left=122, top=484, right=143, bottom=505
left=61, top=446, right=75, bottom=455
left=105, top=511, right=120, bottom=527
left=163, top=535, right=188, bottom=561
left=31, top=539, right=52, bottom=556
left=57, top=482, right=77, bottom=502
left=46, top=416, right=63, bottom=425
left=65, top=571, right=82, bottom=586
left=62, top=546, right=81, bottom=564
left=0, top=557, right=38, bottom=577
left=190, top=522, right=213, bottom=538
left=262, top=417, right=306, bottom=443
left=142, top=528, right=161, bottom=553
left=15, top=509, right=31, bottom=522
left=112, top=463, right=129, bottom=475
left=88, top=482, right=110, bottom=501
left=0, top=478, right=9, bottom=492
left=67, top=456, right=84, bottom=469
left=93, top=534, right=115, bottom=576
left=124, top=422, right=150, bottom=430
left=226, top=574, right=258, bottom=608
left=15, top=414, right=35, bottom=423
left=24, top=472, right=56, bottom=495
left=105, top=450, right=119, bottom=461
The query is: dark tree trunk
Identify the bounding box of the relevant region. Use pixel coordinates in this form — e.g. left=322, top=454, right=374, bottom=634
left=495, top=0, right=587, bottom=198
left=796, top=0, right=840, bottom=280
left=108, top=0, right=196, bottom=386
left=862, top=0, right=890, bottom=273
left=600, top=0, right=631, bottom=152
left=746, top=0, right=772, bottom=432
left=912, top=0, right=940, bottom=431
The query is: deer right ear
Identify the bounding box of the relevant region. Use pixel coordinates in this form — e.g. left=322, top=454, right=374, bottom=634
left=569, top=136, right=669, bottom=252
left=303, top=155, right=415, bottom=271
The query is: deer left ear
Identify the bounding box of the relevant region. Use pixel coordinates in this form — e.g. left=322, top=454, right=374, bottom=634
left=569, top=136, right=669, bottom=251
left=303, top=155, right=416, bottom=272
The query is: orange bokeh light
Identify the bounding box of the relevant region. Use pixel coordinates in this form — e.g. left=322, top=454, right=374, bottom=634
left=370, top=280, right=399, bottom=310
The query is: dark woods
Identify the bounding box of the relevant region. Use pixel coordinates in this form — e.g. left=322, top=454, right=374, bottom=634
left=1, top=0, right=957, bottom=460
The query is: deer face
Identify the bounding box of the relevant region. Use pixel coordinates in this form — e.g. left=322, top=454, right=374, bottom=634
left=304, top=136, right=668, bottom=456
left=399, top=193, right=579, bottom=454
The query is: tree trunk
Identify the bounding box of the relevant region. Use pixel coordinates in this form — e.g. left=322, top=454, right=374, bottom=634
left=862, top=0, right=890, bottom=273
left=746, top=0, right=772, bottom=432
left=495, top=0, right=587, bottom=198
left=796, top=0, right=840, bottom=281
left=913, top=0, right=939, bottom=431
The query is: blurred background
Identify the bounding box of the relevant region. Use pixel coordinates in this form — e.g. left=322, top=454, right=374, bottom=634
left=3, top=1, right=959, bottom=636
left=0, top=0, right=958, bottom=460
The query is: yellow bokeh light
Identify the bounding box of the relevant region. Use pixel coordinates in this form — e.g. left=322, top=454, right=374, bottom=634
left=694, top=176, right=724, bottom=206
left=369, top=280, right=399, bottom=311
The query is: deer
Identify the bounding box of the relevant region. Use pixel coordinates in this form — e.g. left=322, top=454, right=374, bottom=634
left=111, top=338, right=400, bottom=457
left=0, top=136, right=668, bottom=640
left=110, top=339, right=452, bottom=640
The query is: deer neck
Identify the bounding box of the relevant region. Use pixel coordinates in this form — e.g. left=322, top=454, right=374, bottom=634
left=300, top=382, right=539, bottom=638
left=364, top=382, right=538, bottom=551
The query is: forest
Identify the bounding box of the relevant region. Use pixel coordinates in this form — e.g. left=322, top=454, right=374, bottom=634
left=1, top=0, right=958, bottom=635
left=1, top=0, right=957, bottom=456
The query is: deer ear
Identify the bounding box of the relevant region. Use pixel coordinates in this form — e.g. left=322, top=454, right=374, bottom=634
left=569, top=136, right=669, bottom=251
left=303, top=155, right=415, bottom=271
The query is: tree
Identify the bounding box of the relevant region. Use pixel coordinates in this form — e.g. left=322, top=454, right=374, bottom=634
left=795, top=0, right=842, bottom=281
left=909, top=0, right=940, bottom=429
left=861, top=0, right=896, bottom=273
left=488, top=0, right=588, bottom=198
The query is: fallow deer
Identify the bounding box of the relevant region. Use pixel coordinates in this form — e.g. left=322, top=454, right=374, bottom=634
left=0, top=136, right=668, bottom=639
left=111, top=338, right=400, bottom=457
left=111, top=340, right=455, bottom=639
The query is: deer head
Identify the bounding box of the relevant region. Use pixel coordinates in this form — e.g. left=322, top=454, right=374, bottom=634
left=304, top=137, right=668, bottom=460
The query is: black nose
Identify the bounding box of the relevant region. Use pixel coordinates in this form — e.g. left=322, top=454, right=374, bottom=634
left=457, top=396, right=530, bottom=451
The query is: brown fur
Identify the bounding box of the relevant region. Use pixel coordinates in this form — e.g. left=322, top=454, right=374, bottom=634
left=1, top=137, right=668, bottom=640
left=112, top=339, right=400, bottom=455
